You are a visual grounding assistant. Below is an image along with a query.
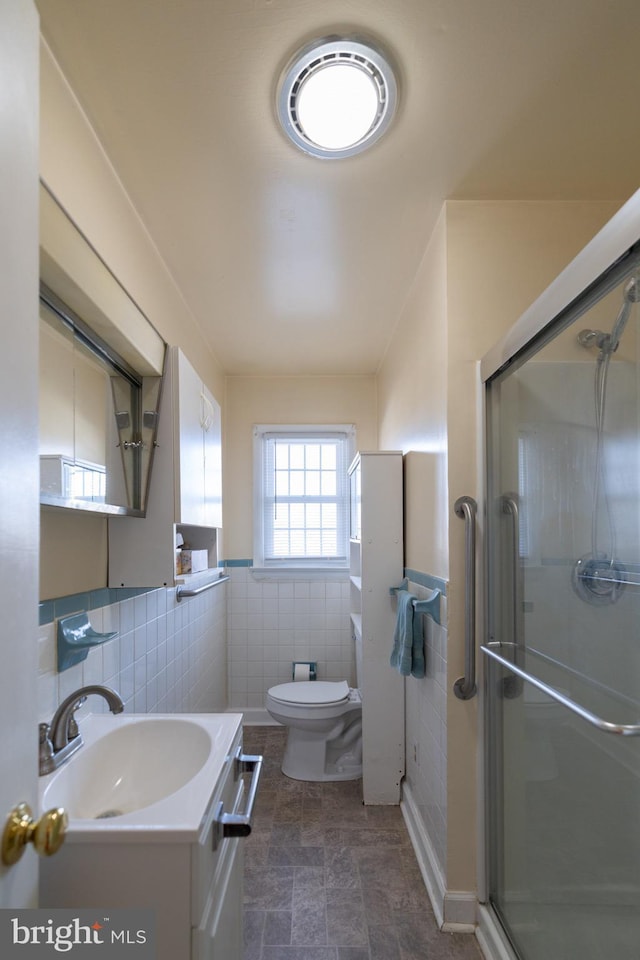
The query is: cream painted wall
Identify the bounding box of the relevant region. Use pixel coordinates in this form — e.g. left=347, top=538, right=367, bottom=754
left=377, top=198, right=621, bottom=902
left=378, top=208, right=449, bottom=578
left=224, top=376, right=377, bottom=559
left=40, top=511, right=108, bottom=600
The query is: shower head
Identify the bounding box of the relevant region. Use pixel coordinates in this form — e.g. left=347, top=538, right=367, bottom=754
left=577, top=328, right=608, bottom=349
left=624, top=276, right=640, bottom=303
left=577, top=277, right=640, bottom=355
left=607, top=277, right=639, bottom=353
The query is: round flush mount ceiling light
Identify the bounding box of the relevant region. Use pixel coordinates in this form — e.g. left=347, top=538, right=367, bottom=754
left=277, top=36, right=398, bottom=160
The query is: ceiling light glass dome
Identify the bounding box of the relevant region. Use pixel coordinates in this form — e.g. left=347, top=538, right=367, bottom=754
left=277, top=36, right=398, bottom=160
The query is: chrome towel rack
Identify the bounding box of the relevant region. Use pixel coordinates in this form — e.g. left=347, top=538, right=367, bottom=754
left=453, top=496, right=478, bottom=700
left=176, top=574, right=230, bottom=602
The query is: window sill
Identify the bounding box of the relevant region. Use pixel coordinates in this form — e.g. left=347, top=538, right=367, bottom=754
left=250, top=566, right=349, bottom=581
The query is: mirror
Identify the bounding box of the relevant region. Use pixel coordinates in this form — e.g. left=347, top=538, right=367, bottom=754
left=39, top=184, right=166, bottom=516
left=39, top=288, right=162, bottom=515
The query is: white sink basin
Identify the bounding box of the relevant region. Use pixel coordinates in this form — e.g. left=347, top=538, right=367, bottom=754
left=39, top=712, right=243, bottom=842
left=42, top=717, right=210, bottom=819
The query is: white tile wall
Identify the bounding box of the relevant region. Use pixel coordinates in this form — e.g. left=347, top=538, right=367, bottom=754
left=227, top=567, right=353, bottom=710
left=37, top=582, right=228, bottom=724
left=404, top=579, right=448, bottom=874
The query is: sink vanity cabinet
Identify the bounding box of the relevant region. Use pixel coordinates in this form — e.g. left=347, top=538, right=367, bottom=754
left=109, top=347, right=223, bottom=588
left=39, top=713, right=255, bottom=960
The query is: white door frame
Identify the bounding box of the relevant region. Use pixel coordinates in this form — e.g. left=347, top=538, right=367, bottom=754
left=0, top=0, right=41, bottom=908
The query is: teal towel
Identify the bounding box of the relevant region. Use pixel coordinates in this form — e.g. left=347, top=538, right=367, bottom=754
left=390, top=590, right=425, bottom=678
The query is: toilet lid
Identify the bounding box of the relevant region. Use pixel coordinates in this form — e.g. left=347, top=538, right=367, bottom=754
left=269, top=680, right=350, bottom=705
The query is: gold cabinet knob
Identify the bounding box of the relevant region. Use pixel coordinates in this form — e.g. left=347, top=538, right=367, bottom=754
left=2, top=802, right=68, bottom=867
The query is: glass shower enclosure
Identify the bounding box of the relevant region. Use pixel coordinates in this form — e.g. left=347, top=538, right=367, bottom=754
left=482, top=203, right=640, bottom=960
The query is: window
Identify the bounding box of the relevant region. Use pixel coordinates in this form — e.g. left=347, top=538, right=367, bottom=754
left=253, top=424, right=355, bottom=570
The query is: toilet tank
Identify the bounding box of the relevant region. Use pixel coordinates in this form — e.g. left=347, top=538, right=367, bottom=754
left=354, top=630, right=363, bottom=689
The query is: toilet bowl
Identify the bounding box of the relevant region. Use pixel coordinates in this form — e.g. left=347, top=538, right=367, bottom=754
left=524, top=683, right=569, bottom=782
left=265, top=679, right=363, bottom=782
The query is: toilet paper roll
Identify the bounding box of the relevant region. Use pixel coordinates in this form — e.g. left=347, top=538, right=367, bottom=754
left=293, top=663, right=311, bottom=682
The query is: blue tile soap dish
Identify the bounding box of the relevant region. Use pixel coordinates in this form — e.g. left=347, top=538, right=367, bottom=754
left=57, top=613, right=118, bottom=673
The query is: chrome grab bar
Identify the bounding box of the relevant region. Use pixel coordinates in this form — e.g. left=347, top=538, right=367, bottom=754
left=212, top=751, right=263, bottom=849
left=453, top=495, right=478, bottom=700
left=481, top=642, right=640, bottom=736
left=176, top=574, right=229, bottom=602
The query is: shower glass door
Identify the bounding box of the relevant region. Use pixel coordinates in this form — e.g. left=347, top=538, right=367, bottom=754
left=485, top=256, right=640, bottom=960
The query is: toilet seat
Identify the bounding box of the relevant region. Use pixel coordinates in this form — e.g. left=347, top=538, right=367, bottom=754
left=268, top=680, right=350, bottom=707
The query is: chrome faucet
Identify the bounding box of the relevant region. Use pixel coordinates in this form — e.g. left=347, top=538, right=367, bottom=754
left=39, top=685, right=124, bottom=776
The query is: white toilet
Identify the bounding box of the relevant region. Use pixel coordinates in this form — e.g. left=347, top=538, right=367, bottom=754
left=265, top=679, right=363, bottom=781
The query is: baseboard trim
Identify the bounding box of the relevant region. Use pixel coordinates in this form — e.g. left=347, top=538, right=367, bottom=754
left=442, top=892, right=477, bottom=933
left=400, top=782, right=447, bottom=927
left=229, top=707, right=280, bottom=726
left=400, top=782, right=477, bottom=933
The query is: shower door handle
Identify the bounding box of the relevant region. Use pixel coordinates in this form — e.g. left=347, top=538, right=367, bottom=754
left=501, top=494, right=524, bottom=699
left=481, top=643, right=640, bottom=736
left=501, top=494, right=521, bottom=646
left=453, top=496, right=478, bottom=700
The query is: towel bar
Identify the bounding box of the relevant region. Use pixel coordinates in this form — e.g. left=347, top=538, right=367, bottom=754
left=390, top=581, right=441, bottom=625
left=482, top=643, right=640, bottom=736
left=176, top=574, right=230, bottom=602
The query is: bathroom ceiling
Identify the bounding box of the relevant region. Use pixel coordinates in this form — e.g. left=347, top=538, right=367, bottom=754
left=35, top=0, right=640, bottom=376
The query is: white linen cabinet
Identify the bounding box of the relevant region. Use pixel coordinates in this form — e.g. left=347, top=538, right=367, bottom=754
left=349, top=450, right=405, bottom=804
left=109, top=347, right=222, bottom=588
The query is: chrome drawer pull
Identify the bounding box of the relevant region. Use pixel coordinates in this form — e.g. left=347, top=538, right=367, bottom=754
left=212, top=753, right=263, bottom=849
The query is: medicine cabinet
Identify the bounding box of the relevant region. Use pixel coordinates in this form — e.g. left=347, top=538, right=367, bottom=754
left=39, top=184, right=166, bottom=517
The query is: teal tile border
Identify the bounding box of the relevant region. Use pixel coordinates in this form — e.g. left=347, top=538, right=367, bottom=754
left=404, top=567, right=447, bottom=596
left=39, top=565, right=253, bottom=625
left=39, top=586, right=151, bottom=626
left=38, top=564, right=445, bottom=626
left=38, top=600, right=55, bottom=625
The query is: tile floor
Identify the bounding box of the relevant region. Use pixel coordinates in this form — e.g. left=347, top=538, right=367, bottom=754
left=243, top=726, right=483, bottom=960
